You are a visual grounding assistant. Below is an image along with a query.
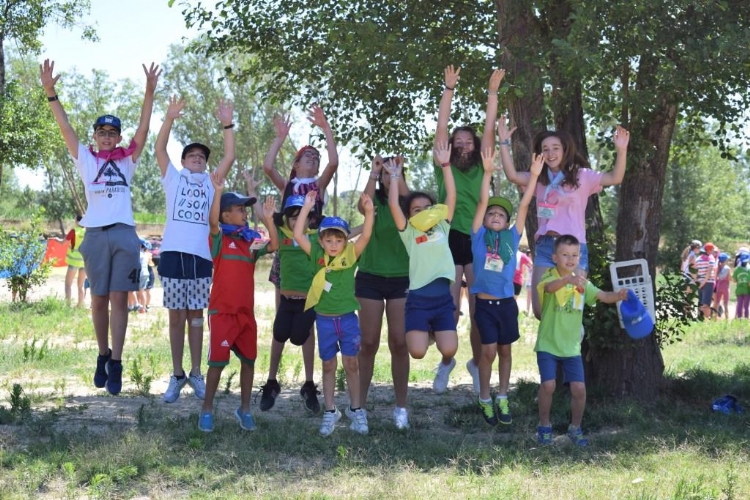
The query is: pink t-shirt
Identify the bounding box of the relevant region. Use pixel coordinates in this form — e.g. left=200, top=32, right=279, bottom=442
left=531, top=168, right=603, bottom=243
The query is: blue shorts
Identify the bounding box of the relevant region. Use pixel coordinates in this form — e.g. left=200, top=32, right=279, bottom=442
left=474, top=297, right=520, bottom=345
left=404, top=291, right=456, bottom=333
left=537, top=351, right=585, bottom=384
left=535, top=235, right=590, bottom=272
left=316, top=312, right=361, bottom=361
left=699, top=283, right=714, bottom=306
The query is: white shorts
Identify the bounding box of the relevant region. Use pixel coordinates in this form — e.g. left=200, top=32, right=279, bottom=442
left=161, top=276, right=211, bottom=310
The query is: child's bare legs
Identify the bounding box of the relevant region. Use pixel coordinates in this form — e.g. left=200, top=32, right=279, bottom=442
left=76, top=269, right=86, bottom=307
left=342, top=355, right=360, bottom=408
left=357, top=297, right=384, bottom=403
left=537, top=379, right=556, bottom=426
left=239, top=362, right=254, bottom=414
left=451, top=265, right=481, bottom=367
left=385, top=299, right=409, bottom=408
left=497, top=344, right=512, bottom=396
left=136, top=289, right=146, bottom=310
left=531, top=265, right=551, bottom=320
left=479, top=343, right=497, bottom=400
left=187, top=310, right=204, bottom=375
left=169, top=309, right=204, bottom=376
left=267, top=339, right=285, bottom=380
left=322, top=357, right=337, bottom=411
left=435, top=330, right=458, bottom=362
left=201, top=366, right=223, bottom=413
left=569, top=381, right=586, bottom=427
left=303, top=330, right=316, bottom=381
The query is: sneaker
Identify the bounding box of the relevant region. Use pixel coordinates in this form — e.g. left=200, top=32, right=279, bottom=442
left=393, top=407, right=409, bottom=430
left=94, top=350, right=111, bottom=388
left=567, top=425, right=589, bottom=447
left=188, top=372, right=206, bottom=400
left=235, top=408, right=257, bottom=431
left=478, top=398, right=498, bottom=426
left=163, top=374, right=188, bottom=403
left=718, top=304, right=724, bottom=317
left=198, top=412, right=214, bottom=432
left=258, top=380, right=281, bottom=411
left=433, top=357, right=456, bottom=394
left=319, top=408, right=342, bottom=436
left=300, top=381, right=321, bottom=414
left=347, top=407, right=369, bottom=435
left=466, top=359, right=480, bottom=394
left=104, top=360, right=123, bottom=395
left=537, top=425, right=553, bottom=445
left=495, top=396, right=512, bottom=425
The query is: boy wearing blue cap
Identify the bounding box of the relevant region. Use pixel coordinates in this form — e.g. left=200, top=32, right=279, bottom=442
left=535, top=235, right=628, bottom=446
left=41, top=59, right=160, bottom=395
left=293, top=191, right=375, bottom=436
left=198, top=173, right=278, bottom=432
left=470, top=148, right=543, bottom=426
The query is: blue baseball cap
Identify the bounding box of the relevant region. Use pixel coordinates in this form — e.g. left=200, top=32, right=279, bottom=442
left=283, top=195, right=306, bottom=212
left=93, top=115, right=121, bottom=133
left=318, top=216, right=350, bottom=236
left=220, top=192, right=257, bottom=212
left=619, top=289, right=654, bottom=340
left=718, top=252, right=729, bottom=263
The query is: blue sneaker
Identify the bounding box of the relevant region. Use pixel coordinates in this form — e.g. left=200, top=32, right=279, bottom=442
left=537, top=425, right=553, bottom=445
left=198, top=412, right=214, bottom=432
left=235, top=408, right=256, bottom=431
left=104, top=360, right=122, bottom=395
left=94, top=350, right=110, bottom=388
left=567, top=426, right=589, bottom=447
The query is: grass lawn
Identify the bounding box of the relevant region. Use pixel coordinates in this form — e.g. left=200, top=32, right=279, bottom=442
left=0, top=262, right=748, bottom=499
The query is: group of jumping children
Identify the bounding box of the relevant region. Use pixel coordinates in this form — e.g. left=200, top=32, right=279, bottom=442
left=40, top=59, right=630, bottom=445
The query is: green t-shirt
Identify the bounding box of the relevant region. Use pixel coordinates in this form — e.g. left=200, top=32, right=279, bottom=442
left=278, top=230, right=314, bottom=293
left=398, top=219, right=455, bottom=290
left=309, top=240, right=360, bottom=315
left=358, top=196, right=409, bottom=277
left=434, top=163, right=483, bottom=235
left=733, top=266, right=750, bottom=296
left=535, top=268, right=600, bottom=357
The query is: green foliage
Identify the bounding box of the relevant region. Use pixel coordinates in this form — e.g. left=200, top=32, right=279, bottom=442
left=653, top=272, right=697, bottom=347
left=129, top=355, right=154, bottom=397
left=0, top=208, right=51, bottom=302
left=0, top=383, right=32, bottom=424
left=22, top=337, right=48, bottom=362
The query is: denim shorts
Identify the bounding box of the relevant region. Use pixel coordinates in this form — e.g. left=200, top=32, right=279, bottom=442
left=316, top=312, right=361, bottom=361
left=537, top=351, right=584, bottom=383
left=474, top=297, right=520, bottom=345
left=535, top=235, right=590, bottom=271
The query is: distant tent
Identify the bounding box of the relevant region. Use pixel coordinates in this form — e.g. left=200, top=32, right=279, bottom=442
left=44, top=239, right=68, bottom=267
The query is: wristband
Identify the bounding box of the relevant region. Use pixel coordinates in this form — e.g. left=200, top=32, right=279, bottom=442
left=223, top=123, right=235, bottom=129
left=444, top=85, right=455, bottom=91
left=500, top=138, right=511, bottom=146
left=47, top=95, right=59, bottom=102
left=440, top=162, right=450, bottom=168
left=369, top=174, right=379, bottom=180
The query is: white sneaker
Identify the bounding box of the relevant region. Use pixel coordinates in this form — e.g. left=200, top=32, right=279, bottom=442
left=187, top=372, right=206, bottom=400
left=433, top=357, right=456, bottom=394
left=466, top=359, right=480, bottom=394
left=163, top=375, right=188, bottom=403
left=393, top=407, right=409, bottom=429
left=320, top=407, right=342, bottom=436
left=347, top=407, right=369, bottom=435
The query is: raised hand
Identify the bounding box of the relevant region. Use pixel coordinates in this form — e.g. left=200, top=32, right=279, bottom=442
left=39, top=59, right=60, bottom=91
left=613, top=125, right=630, bottom=151
left=383, top=156, right=402, bottom=177
left=488, top=69, right=505, bottom=93
left=480, top=147, right=497, bottom=173
left=360, top=192, right=374, bottom=215
left=371, top=155, right=384, bottom=176
left=444, top=65, right=460, bottom=89
left=255, top=195, right=277, bottom=221
left=273, top=114, right=292, bottom=139
left=434, top=141, right=452, bottom=165
left=303, top=190, right=317, bottom=210
left=142, top=62, right=162, bottom=93
left=529, top=153, right=545, bottom=177
left=307, top=104, right=329, bottom=130
left=215, top=99, right=234, bottom=127
left=166, top=96, right=186, bottom=120
left=497, top=116, right=516, bottom=143
left=242, top=168, right=262, bottom=196
left=210, top=170, right=225, bottom=191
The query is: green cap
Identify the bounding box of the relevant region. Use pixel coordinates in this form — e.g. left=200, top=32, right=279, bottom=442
left=487, top=196, right=513, bottom=218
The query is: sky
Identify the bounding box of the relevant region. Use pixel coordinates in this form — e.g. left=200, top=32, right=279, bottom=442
left=18, top=0, right=365, bottom=193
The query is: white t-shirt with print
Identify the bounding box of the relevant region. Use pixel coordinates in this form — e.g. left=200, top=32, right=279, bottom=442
left=160, top=161, right=214, bottom=261
left=73, top=143, right=136, bottom=227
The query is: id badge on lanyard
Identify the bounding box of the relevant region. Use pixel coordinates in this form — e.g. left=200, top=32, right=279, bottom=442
left=484, top=253, right=504, bottom=272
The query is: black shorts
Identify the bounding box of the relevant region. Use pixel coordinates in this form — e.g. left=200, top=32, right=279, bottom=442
left=449, top=229, right=473, bottom=266
left=273, top=295, right=315, bottom=345
left=158, top=251, right=212, bottom=280
left=355, top=271, right=409, bottom=301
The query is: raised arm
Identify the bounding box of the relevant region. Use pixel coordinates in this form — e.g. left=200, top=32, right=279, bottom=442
left=155, top=96, right=185, bottom=176
left=242, top=168, right=262, bottom=228
left=497, top=115, right=527, bottom=187
left=262, top=114, right=291, bottom=191
left=481, top=69, right=505, bottom=150
left=434, top=65, right=460, bottom=149
left=434, top=142, right=456, bottom=221
left=255, top=196, right=279, bottom=252
left=214, top=99, right=236, bottom=180
left=40, top=59, right=80, bottom=158
left=353, top=193, right=375, bottom=257
left=472, top=147, right=497, bottom=234
left=384, top=159, right=407, bottom=231
left=292, top=191, right=316, bottom=255
left=360, top=155, right=383, bottom=213
left=600, top=126, right=630, bottom=187
left=514, top=153, right=544, bottom=234
left=131, top=63, right=161, bottom=163
left=309, top=105, right=338, bottom=191
left=208, top=171, right=225, bottom=235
